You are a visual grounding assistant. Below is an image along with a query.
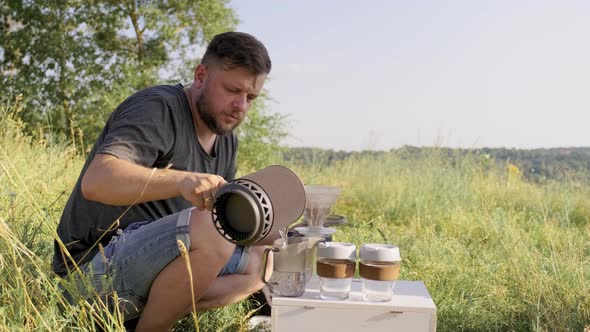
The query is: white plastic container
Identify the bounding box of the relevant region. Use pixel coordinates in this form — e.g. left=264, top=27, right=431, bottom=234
left=359, top=244, right=401, bottom=302
left=316, top=242, right=356, bottom=300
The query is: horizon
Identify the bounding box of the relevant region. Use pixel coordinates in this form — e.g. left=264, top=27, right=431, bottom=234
left=284, top=144, right=590, bottom=153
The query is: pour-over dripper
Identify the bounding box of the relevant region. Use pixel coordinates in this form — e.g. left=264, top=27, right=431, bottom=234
left=303, top=185, right=341, bottom=229
left=294, top=186, right=342, bottom=281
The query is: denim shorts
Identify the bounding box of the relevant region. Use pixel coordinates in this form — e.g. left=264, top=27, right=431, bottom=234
left=80, top=207, right=249, bottom=321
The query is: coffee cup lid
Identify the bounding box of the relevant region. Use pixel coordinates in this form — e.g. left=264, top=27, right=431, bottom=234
left=317, top=242, right=356, bottom=260
left=359, top=243, right=401, bottom=262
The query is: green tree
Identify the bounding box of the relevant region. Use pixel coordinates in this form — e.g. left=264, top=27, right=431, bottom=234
left=1, top=0, right=106, bottom=146
left=0, top=0, right=237, bottom=144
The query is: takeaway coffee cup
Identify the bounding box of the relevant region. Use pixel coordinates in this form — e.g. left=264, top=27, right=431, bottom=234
left=316, top=242, right=356, bottom=300
left=212, top=165, right=306, bottom=246
left=359, top=244, right=401, bottom=302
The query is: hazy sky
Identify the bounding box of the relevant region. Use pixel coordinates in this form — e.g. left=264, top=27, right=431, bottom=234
left=230, top=0, right=590, bottom=151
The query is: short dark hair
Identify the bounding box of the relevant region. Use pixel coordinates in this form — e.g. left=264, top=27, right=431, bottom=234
left=202, top=32, right=271, bottom=75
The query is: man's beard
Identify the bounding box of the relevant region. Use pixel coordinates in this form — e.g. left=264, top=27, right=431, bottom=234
left=196, top=89, right=241, bottom=136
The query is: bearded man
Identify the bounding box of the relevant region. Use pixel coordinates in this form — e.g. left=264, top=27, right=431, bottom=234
left=53, top=32, right=273, bottom=331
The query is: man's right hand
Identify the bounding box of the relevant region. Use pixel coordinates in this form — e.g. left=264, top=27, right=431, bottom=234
left=177, top=173, right=226, bottom=211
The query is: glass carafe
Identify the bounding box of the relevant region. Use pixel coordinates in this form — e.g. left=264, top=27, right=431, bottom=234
left=261, top=236, right=308, bottom=297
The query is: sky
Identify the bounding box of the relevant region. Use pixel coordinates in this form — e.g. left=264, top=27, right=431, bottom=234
left=229, top=0, right=590, bottom=151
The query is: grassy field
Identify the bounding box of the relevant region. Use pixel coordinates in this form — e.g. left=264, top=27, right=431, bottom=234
left=1, top=104, right=589, bottom=331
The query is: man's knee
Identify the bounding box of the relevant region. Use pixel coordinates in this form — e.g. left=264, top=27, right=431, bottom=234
left=187, top=208, right=235, bottom=264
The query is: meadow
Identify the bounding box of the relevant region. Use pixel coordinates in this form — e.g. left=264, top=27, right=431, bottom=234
left=1, top=103, right=589, bottom=331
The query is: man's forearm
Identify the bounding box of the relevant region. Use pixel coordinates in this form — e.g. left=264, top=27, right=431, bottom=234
left=81, top=154, right=185, bottom=205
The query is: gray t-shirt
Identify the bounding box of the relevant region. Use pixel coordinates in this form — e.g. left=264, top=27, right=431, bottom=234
left=52, top=84, right=237, bottom=277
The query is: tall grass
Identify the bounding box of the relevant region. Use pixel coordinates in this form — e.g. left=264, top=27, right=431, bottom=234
left=1, top=98, right=589, bottom=331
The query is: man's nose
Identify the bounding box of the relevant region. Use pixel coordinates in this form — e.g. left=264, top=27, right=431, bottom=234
left=232, top=94, right=248, bottom=113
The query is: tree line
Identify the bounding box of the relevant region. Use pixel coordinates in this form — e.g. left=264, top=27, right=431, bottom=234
left=281, top=146, right=590, bottom=182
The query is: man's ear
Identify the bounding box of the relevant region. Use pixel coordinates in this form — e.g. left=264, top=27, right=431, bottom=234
left=194, top=64, right=207, bottom=88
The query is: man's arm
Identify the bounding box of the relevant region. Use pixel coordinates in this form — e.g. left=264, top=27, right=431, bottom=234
left=81, top=154, right=225, bottom=209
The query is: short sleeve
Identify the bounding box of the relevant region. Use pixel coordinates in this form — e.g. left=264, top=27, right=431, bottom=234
left=97, top=94, right=175, bottom=167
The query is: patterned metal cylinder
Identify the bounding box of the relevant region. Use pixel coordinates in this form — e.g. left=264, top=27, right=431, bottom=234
left=212, top=165, right=306, bottom=246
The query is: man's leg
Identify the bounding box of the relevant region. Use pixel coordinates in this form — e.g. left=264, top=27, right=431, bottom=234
left=135, top=209, right=236, bottom=331
left=193, top=246, right=268, bottom=312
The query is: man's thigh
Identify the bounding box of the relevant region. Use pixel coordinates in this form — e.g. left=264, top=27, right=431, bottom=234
left=82, top=209, right=191, bottom=319
left=82, top=208, right=248, bottom=320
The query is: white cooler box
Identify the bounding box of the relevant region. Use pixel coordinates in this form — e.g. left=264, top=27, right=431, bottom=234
left=271, top=277, right=437, bottom=331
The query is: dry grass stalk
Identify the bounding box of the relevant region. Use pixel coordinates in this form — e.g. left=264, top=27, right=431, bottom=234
left=177, top=239, right=200, bottom=332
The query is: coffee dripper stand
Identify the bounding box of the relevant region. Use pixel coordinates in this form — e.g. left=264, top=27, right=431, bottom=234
left=257, top=184, right=346, bottom=299
left=291, top=185, right=345, bottom=284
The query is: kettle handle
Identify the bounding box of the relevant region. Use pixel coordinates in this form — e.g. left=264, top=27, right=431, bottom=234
left=261, top=247, right=279, bottom=284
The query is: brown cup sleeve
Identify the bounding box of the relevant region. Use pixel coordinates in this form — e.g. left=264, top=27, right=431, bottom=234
left=316, top=259, right=355, bottom=279
left=359, top=262, right=400, bottom=281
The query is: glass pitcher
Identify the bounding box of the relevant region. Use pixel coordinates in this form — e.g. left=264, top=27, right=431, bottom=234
left=261, top=236, right=308, bottom=297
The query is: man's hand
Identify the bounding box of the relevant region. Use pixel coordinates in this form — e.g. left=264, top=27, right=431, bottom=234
left=178, top=173, right=226, bottom=211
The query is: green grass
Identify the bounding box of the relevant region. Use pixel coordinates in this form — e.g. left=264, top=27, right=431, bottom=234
left=1, top=103, right=589, bottom=331
left=292, top=153, right=590, bottom=331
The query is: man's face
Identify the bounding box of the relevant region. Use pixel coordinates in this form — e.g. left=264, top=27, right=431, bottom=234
left=196, top=65, right=266, bottom=135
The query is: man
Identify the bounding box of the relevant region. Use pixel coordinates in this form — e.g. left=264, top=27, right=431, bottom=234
left=53, top=32, right=273, bottom=331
